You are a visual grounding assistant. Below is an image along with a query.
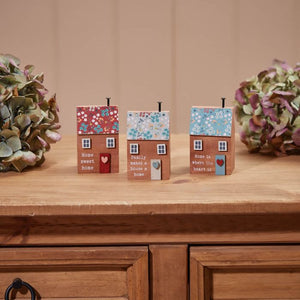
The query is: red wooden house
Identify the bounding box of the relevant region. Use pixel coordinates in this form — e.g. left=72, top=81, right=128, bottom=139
left=77, top=101, right=119, bottom=174
left=127, top=108, right=170, bottom=180
left=190, top=106, right=235, bottom=175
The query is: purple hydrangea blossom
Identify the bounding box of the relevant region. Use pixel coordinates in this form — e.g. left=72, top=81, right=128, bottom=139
left=235, top=59, right=300, bottom=155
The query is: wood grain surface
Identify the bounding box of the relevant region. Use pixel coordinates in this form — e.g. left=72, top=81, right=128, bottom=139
left=190, top=246, right=300, bottom=300
left=0, top=135, right=299, bottom=216
left=150, top=245, right=188, bottom=300
left=2, top=213, right=300, bottom=246
left=0, top=246, right=148, bottom=300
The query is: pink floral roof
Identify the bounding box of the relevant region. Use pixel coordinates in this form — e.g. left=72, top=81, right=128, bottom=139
left=77, top=106, right=119, bottom=135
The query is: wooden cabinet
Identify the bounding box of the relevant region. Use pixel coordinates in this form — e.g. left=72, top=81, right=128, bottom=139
left=0, top=247, right=148, bottom=300
left=0, top=136, right=300, bottom=300
left=190, top=246, right=300, bottom=300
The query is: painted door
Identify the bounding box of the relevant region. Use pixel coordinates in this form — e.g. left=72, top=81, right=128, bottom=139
left=151, top=159, right=162, bottom=180
left=100, top=153, right=111, bottom=173
left=215, top=155, right=225, bottom=175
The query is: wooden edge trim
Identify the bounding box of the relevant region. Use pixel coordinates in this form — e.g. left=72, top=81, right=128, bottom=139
left=127, top=251, right=149, bottom=300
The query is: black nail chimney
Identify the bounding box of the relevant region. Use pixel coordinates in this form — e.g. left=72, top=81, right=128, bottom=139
left=221, top=97, right=226, bottom=108
left=106, top=97, right=111, bottom=106
left=157, top=101, right=162, bottom=112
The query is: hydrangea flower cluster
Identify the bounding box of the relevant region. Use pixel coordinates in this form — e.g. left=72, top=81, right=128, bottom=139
left=235, top=59, right=300, bottom=156
left=0, top=54, right=61, bottom=172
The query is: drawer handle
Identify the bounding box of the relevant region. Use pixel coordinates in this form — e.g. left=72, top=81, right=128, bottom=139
left=4, top=278, right=36, bottom=300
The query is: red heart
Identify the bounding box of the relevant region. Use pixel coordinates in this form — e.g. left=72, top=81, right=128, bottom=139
left=217, top=159, right=224, bottom=167
left=101, top=156, right=109, bottom=164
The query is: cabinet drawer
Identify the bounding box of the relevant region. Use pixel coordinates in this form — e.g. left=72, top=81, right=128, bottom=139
left=190, top=246, right=300, bottom=300
left=0, top=246, right=148, bottom=300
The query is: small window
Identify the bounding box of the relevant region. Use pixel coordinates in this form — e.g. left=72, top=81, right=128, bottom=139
left=194, top=140, right=203, bottom=151
left=130, top=143, right=139, bottom=154
left=157, top=144, right=166, bottom=155
left=218, top=141, right=227, bottom=152
left=82, top=138, right=91, bottom=149
left=106, top=137, right=115, bottom=149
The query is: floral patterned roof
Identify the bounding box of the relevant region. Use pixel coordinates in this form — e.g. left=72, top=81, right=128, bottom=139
left=77, top=105, right=119, bottom=135
left=127, top=111, right=170, bottom=140
left=190, top=107, right=233, bottom=136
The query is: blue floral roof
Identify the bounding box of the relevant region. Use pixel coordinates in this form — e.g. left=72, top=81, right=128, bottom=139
left=190, top=107, right=233, bottom=136
left=127, top=111, right=170, bottom=140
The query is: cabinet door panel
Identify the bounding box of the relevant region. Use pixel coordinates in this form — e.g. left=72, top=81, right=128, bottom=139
left=0, top=247, right=148, bottom=300
left=190, top=246, right=300, bottom=300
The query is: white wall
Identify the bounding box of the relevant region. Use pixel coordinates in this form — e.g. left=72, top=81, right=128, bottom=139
left=1, top=0, right=299, bottom=134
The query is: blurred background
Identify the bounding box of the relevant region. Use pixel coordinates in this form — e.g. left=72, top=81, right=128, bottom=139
left=1, top=0, right=300, bottom=134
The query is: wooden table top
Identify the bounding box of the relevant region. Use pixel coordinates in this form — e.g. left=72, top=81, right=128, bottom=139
left=0, top=135, right=299, bottom=216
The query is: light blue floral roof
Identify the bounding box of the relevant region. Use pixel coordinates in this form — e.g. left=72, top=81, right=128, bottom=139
left=190, top=107, right=233, bottom=136
left=127, top=111, right=170, bottom=140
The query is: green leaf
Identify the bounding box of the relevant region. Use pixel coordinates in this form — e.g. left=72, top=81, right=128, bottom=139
left=0, top=105, right=10, bottom=119
left=291, top=96, right=300, bottom=110
left=15, top=73, right=28, bottom=89
left=7, top=96, right=34, bottom=115
left=5, top=54, right=20, bottom=66
left=0, top=142, right=12, bottom=157
left=293, top=116, right=300, bottom=128
left=288, top=75, right=299, bottom=82
left=279, top=109, right=292, bottom=125
left=0, top=75, right=20, bottom=86
left=0, top=54, right=20, bottom=66
left=241, top=117, right=251, bottom=133
left=6, top=136, right=22, bottom=152
left=2, top=150, right=23, bottom=163
left=14, top=114, right=31, bottom=129
left=254, top=105, right=262, bottom=116
left=242, top=103, right=253, bottom=115
left=0, top=64, right=9, bottom=73
left=274, top=82, right=286, bottom=87
left=0, top=86, right=12, bottom=102
left=28, top=105, right=43, bottom=124
left=240, top=114, right=252, bottom=124
left=11, top=157, right=28, bottom=172
left=262, top=83, right=271, bottom=93
left=23, top=125, right=32, bottom=138
left=0, top=129, right=18, bottom=139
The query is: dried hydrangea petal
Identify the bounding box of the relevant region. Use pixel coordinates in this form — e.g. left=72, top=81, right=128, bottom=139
left=45, top=129, right=61, bottom=142
left=292, top=128, right=300, bottom=146
left=0, top=54, right=60, bottom=172
left=235, top=60, right=300, bottom=155
left=235, top=88, right=246, bottom=105
left=249, top=94, right=259, bottom=109
left=0, top=142, right=13, bottom=157
left=6, top=136, right=21, bottom=152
